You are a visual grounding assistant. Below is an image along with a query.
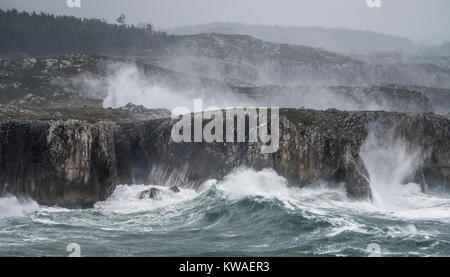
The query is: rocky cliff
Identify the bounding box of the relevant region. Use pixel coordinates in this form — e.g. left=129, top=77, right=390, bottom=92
left=0, top=120, right=117, bottom=208
left=1, top=108, right=448, bottom=208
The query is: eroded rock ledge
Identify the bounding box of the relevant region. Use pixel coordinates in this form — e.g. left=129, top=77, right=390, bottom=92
left=0, top=109, right=448, bottom=208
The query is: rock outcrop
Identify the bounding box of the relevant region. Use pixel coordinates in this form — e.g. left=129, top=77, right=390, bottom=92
left=139, top=188, right=163, bottom=200
left=169, top=186, right=180, bottom=193
left=0, top=108, right=448, bottom=208
left=0, top=120, right=117, bottom=208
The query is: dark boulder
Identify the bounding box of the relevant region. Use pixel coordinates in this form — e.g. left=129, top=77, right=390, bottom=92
left=169, top=186, right=180, bottom=193
left=139, top=188, right=163, bottom=200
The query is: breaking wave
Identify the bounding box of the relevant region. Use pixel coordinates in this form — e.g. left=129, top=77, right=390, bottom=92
left=0, top=196, right=38, bottom=218
left=1, top=165, right=450, bottom=256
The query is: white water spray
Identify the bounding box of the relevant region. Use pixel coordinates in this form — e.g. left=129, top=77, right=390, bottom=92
left=0, top=196, right=38, bottom=218
left=101, top=64, right=257, bottom=111
left=360, top=124, right=424, bottom=210
left=216, top=167, right=292, bottom=201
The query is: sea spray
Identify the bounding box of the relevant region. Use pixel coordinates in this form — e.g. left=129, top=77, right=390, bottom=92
left=216, top=167, right=291, bottom=201
left=93, top=63, right=416, bottom=113
left=0, top=196, right=39, bottom=218
left=95, top=184, right=198, bottom=215
left=101, top=64, right=257, bottom=111
left=101, top=64, right=201, bottom=110
left=1, top=167, right=450, bottom=256
left=360, top=123, right=424, bottom=210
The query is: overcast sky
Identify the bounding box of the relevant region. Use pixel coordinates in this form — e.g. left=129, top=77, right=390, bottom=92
left=0, top=0, right=449, bottom=43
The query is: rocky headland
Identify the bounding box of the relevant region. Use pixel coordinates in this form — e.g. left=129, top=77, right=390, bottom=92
left=0, top=106, right=448, bottom=208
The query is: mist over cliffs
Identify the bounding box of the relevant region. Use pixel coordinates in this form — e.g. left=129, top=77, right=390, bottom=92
left=0, top=5, right=450, bottom=258
left=0, top=10, right=448, bottom=210
left=166, top=22, right=450, bottom=56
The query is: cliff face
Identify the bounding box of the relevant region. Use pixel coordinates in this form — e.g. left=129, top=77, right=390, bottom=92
left=118, top=110, right=449, bottom=199
left=0, top=120, right=117, bottom=208
left=1, top=109, right=447, bottom=208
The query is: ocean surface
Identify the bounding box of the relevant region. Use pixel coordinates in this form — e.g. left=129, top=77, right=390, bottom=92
left=1, top=165, right=450, bottom=257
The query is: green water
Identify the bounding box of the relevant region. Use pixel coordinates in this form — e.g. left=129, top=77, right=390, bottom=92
left=1, top=168, right=449, bottom=257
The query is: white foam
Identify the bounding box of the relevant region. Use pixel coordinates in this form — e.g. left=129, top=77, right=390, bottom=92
left=214, top=166, right=450, bottom=225
left=358, top=125, right=450, bottom=221
left=216, top=167, right=292, bottom=201
left=0, top=196, right=39, bottom=218
left=360, top=126, right=424, bottom=210
left=94, top=184, right=198, bottom=215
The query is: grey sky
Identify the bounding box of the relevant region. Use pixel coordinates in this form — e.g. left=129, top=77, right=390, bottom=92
left=0, top=0, right=449, bottom=43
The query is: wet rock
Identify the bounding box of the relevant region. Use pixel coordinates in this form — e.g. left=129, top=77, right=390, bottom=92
left=116, top=109, right=449, bottom=200
left=0, top=120, right=117, bottom=208
left=139, top=188, right=163, bottom=200
left=0, top=108, right=448, bottom=208
left=169, top=186, right=180, bottom=193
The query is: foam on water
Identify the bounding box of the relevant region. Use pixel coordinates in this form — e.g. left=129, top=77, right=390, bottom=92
left=1, top=164, right=450, bottom=256
left=95, top=184, right=199, bottom=215
left=216, top=167, right=292, bottom=201
left=210, top=166, right=450, bottom=230
left=360, top=125, right=423, bottom=210
left=359, top=124, right=450, bottom=221
left=0, top=196, right=38, bottom=218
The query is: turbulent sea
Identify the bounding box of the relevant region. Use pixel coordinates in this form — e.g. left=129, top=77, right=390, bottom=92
left=1, top=166, right=450, bottom=257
